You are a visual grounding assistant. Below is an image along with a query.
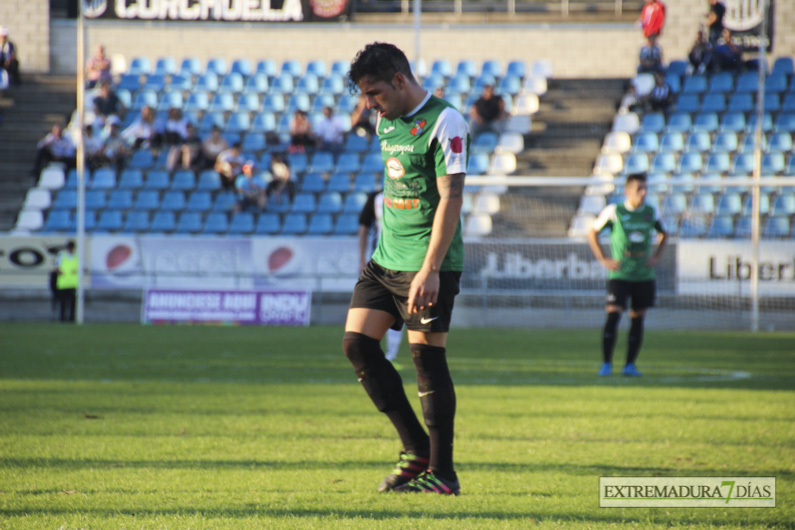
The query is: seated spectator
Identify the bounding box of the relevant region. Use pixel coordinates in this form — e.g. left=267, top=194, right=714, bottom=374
left=433, top=86, right=445, bottom=99
left=315, top=105, right=345, bottom=154
left=266, top=154, right=296, bottom=206
left=215, top=142, right=244, bottom=190
left=289, top=110, right=315, bottom=153
left=711, top=29, right=742, bottom=72
left=85, top=45, right=111, bottom=88
left=638, top=35, right=665, bottom=74
left=121, top=105, right=156, bottom=149
left=235, top=160, right=268, bottom=212
left=469, top=84, right=507, bottom=137
left=84, top=124, right=106, bottom=170
left=350, top=95, right=375, bottom=137
left=166, top=122, right=201, bottom=171
left=705, top=0, right=726, bottom=45
left=93, top=80, right=126, bottom=123
left=100, top=116, right=128, bottom=169
left=159, top=107, right=189, bottom=146
left=0, top=27, right=20, bottom=86
left=201, top=125, right=228, bottom=169
left=33, top=123, right=75, bottom=176
left=689, top=31, right=712, bottom=74
left=643, top=72, right=674, bottom=112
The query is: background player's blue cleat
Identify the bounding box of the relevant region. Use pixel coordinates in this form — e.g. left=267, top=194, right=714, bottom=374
left=598, top=362, right=612, bottom=376
left=622, top=363, right=643, bottom=377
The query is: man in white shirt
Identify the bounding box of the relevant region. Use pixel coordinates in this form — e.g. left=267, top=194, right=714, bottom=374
left=314, top=105, right=345, bottom=154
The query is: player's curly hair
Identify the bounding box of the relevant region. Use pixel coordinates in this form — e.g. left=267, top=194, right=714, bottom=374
left=347, top=42, right=416, bottom=93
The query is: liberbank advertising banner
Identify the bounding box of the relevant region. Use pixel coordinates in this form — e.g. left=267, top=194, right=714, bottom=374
left=677, top=240, right=795, bottom=296
left=83, top=0, right=354, bottom=22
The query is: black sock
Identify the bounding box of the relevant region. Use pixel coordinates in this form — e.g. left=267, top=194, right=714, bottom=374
left=342, top=332, right=429, bottom=455
left=627, top=315, right=644, bottom=365
left=602, top=312, right=621, bottom=364
left=411, top=343, right=456, bottom=481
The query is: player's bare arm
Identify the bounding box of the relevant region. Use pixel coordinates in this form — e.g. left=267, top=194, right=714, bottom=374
left=407, top=173, right=465, bottom=314
left=646, top=230, right=668, bottom=268
left=586, top=227, right=620, bottom=272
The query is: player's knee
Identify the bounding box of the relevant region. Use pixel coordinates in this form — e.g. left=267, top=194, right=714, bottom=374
left=342, top=331, right=381, bottom=368
left=605, top=311, right=621, bottom=333
left=343, top=332, right=402, bottom=413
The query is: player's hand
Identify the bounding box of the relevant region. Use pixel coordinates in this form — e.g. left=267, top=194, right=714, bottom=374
left=602, top=258, right=621, bottom=272
left=407, top=268, right=439, bottom=314
left=646, top=255, right=661, bottom=268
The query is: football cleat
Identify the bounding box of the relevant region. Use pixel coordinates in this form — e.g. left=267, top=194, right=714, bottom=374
left=622, top=363, right=643, bottom=377
left=377, top=451, right=429, bottom=492
left=598, top=362, right=612, bottom=376
left=392, top=470, right=460, bottom=495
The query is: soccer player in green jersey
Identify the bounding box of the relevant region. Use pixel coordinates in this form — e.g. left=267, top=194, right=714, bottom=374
left=586, top=173, right=668, bottom=377
left=342, top=42, right=470, bottom=495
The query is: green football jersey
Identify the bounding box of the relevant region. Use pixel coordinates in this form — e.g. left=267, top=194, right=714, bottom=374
left=592, top=202, right=665, bottom=281
left=372, top=93, right=470, bottom=272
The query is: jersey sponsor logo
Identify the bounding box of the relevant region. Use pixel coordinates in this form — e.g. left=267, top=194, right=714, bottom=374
left=381, top=141, right=415, bottom=154
left=450, top=136, right=463, bottom=153
left=629, top=231, right=645, bottom=243
left=385, top=157, right=405, bottom=179
left=410, top=119, right=427, bottom=136
left=384, top=196, right=420, bottom=210
left=382, top=126, right=395, bottom=133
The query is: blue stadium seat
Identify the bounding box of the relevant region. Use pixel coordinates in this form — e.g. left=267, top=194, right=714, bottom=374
left=251, top=111, right=277, bottom=133
left=763, top=94, right=781, bottom=113
left=316, top=192, right=343, bottom=214
left=354, top=172, right=378, bottom=192
left=115, top=88, right=132, bottom=109
left=468, top=152, right=489, bottom=175
left=731, top=153, right=755, bottom=175
left=157, top=90, right=184, bottom=112
left=262, top=93, right=285, bottom=113
left=761, top=152, right=785, bottom=175
left=422, top=74, right=445, bottom=91
left=688, top=191, right=715, bottom=215
left=131, top=89, right=158, bottom=111
left=338, top=94, right=360, bottom=114
left=707, top=215, right=734, bottom=238
left=498, top=75, right=522, bottom=96
left=209, top=92, right=235, bottom=112
left=306, top=213, right=333, bottom=235
left=712, top=131, right=738, bottom=152
left=171, top=170, right=196, bottom=191
left=481, top=59, right=502, bottom=78
left=140, top=170, right=167, bottom=191
left=179, top=57, right=202, bottom=77
left=42, top=209, right=71, bottom=232
left=271, top=74, right=295, bottom=93
left=228, top=212, right=255, bottom=235
left=129, top=150, right=155, bottom=170
left=173, top=211, right=201, bottom=234
left=319, top=75, right=345, bottom=96
left=455, top=59, right=478, bottom=78
left=134, top=190, right=160, bottom=210
left=361, top=153, right=384, bottom=174
left=343, top=192, right=367, bottom=213
left=708, top=72, right=734, bottom=93
left=343, top=135, right=369, bottom=154
left=185, top=91, right=210, bottom=112
left=213, top=191, right=237, bottom=212
left=447, top=74, right=471, bottom=94
left=312, top=93, right=336, bottom=114
left=772, top=57, right=794, bottom=77
left=768, top=132, right=793, bottom=153
left=199, top=111, right=226, bottom=132
left=770, top=192, right=795, bottom=216
left=660, top=132, right=684, bottom=153
left=682, top=74, right=708, bottom=94
left=231, top=58, right=252, bottom=77
left=161, top=191, right=186, bottom=211
left=715, top=192, right=742, bottom=216
left=746, top=113, right=773, bottom=133
left=281, top=213, right=307, bottom=235
left=242, top=132, right=266, bottom=152
left=255, top=212, right=281, bottom=234
left=624, top=153, right=649, bottom=174
left=143, top=74, right=166, bottom=92
left=675, top=93, right=700, bottom=113
left=296, top=74, right=320, bottom=94
left=785, top=155, right=795, bottom=176
left=666, top=60, right=688, bottom=76
left=195, top=73, right=219, bottom=92
left=763, top=216, right=790, bottom=238
left=670, top=172, right=695, bottom=193
left=291, top=193, right=317, bottom=214
left=430, top=59, right=452, bottom=78
left=244, top=73, right=269, bottom=94
left=680, top=214, right=707, bottom=237
left=304, top=59, right=326, bottom=78
left=734, top=216, right=752, bottom=238
left=335, top=153, right=360, bottom=174
left=719, top=112, right=746, bottom=133
left=226, top=111, right=251, bottom=134
left=741, top=193, right=770, bottom=216
left=107, top=189, right=133, bottom=210
left=122, top=210, right=149, bottom=233
left=735, top=72, right=759, bottom=93
left=666, top=112, right=692, bottom=133
left=473, top=74, right=497, bottom=92
left=128, top=56, right=151, bottom=75
left=206, top=57, right=227, bottom=76
left=650, top=152, right=676, bottom=173
left=640, top=112, right=665, bottom=133
left=774, top=112, right=795, bottom=133
left=202, top=212, right=229, bottom=235
left=305, top=152, right=333, bottom=174
left=236, top=93, right=261, bottom=113
left=705, top=152, right=730, bottom=173
left=90, top=168, right=116, bottom=190
left=327, top=173, right=351, bottom=193
left=727, top=93, right=753, bottom=113
left=472, top=132, right=499, bottom=154
left=300, top=172, right=325, bottom=193
left=286, top=152, right=308, bottom=174
left=678, top=152, right=703, bottom=173
left=685, top=131, right=711, bottom=152
left=149, top=211, right=176, bottom=233
left=281, top=59, right=302, bottom=79
left=506, top=60, right=526, bottom=79
left=692, top=112, right=719, bottom=133
left=330, top=213, right=357, bottom=235
left=117, top=73, right=141, bottom=92
left=701, top=93, right=726, bottom=113
left=632, top=131, right=659, bottom=153
left=96, top=209, right=124, bottom=232
left=696, top=172, right=722, bottom=193
left=186, top=191, right=213, bottom=212
left=764, top=73, right=788, bottom=94
left=781, top=95, right=795, bottom=113
left=85, top=190, right=106, bottom=210
left=287, top=93, right=311, bottom=113
left=256, top=59, right=278, bottom=77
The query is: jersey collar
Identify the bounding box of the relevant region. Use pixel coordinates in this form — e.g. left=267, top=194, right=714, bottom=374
left=623, top=200, right=643, bottom=212
left=403, top=90, right=431, bottom=118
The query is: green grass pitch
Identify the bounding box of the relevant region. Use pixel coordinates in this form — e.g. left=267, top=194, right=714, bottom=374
left=1, top=323, right=793, bottom=529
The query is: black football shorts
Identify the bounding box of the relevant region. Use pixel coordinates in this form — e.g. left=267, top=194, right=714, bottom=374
left=606, top=279, right=656, bottom=311
left=349, top=260, right=461, bottom=332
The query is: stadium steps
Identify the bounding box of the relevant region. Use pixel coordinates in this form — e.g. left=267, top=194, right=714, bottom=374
left=0, top=75, right=76, bottom=231
left=493, top=77, right=626, bottom=237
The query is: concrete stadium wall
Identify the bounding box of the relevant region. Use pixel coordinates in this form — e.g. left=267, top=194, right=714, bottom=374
left=0, top=0, right=50, bottom=73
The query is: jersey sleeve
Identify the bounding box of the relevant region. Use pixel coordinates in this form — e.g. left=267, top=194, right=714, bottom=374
left=591, top=204, right=617, bottom=232
left=358, top=192, right=376, bottom=228
left=431, top=107, right=469, bottom=177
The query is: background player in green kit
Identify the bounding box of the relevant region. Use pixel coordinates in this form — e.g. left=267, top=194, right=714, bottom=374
left=342, top=42, right=470, bottom=495
left=586, top=173, right=668, bottom=377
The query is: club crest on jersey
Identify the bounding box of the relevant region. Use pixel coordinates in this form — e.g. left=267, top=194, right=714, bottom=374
left=410, top=120, right=427, bottom=136
left=385, top=157, right=405, bottom=179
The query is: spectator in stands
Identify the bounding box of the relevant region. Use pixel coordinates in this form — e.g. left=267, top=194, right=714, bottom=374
left=159, top=107, right=189, bottom=146
left=704, top=0, right=726, bottom=45
left=0, top=27, right=20, bottom=86
left=711, top=29, right=742, bottom=72
left=235, top=159, right=268, bottom=212
left=215, top=141, right=245, bottom=190
left=643, top=72, right=674, bottom=112
left=93, top=80, right=126, bottom=123
left=121, top=105, right=156, bottom=149
left=315, top=105, right=346, bottom=154
left=469, top=83, right=507, bottom=137
left=688, top=30, right=712, bottom=74
left=266, top=154, right=296, bottom=206
left=166, top=122, right=201, bottom=171
left=100, top=116, right=128, bottom=169
left=638, top=0, right=665, bottom=40
left=289, top=110, right=315, bottom=153
left=433, top=86, right=445, bottom=99
left=638, top=35, right=665, bottom=75
left=84, top=124, right=106, bottom=170
left=85, top=45, right=112, bottom=88
left=201, top=124, right=228, bottom=169
left=350, top=95, right=375, bottom=137
left=33, top=123, right=75, bottom=176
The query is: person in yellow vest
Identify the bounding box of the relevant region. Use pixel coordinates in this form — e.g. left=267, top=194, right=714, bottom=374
left=56, top=241, right=78, bottom=322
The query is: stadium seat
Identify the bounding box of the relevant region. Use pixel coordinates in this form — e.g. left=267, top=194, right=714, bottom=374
left=685, top=131, right=711, bottom=152
left=295, top=75, right=320, bottom=94
left=179, top=57, right=202, bottom=77
left=290, top=193, right=317, bottom=214
left=464, top=213, right=492, bottom=237
left=85, top=190, right=107, bottom=211
left=468, top=152, right=489, bottom=176
left=226, top=112, right=251, bottom=134
left=670, top=172, right=695, bottom=193
left=333, top=213, right=359, bottom=235
left=678, top=152, right=702, bottom=173
left=707, top=215, right=734, bottom=238
left=306, top=213, right=333, bottom=235
left=38, top=166, right=65, bottom=190
left=696, top=172, right=723, bottom=193
left=701, top=93, right=726, bottom=113
left=735, top=72, right=759, bottom=93
left=186, top=191, right=213, bottom=212
left=767, top=132, right=792, bottom=153
left=676, top=93, right=700, bottom=113
left=271, top=74, right=295, bottom=93
left=308, top=151, right=335, bottom=174
left=745, top=113, right=773, bottom=134
left=738, top=133, right=766, bottom=153
left=143, top=74, right=166, bottom=92
left=227, top=212, right=255, bottom=235
left=577, top=195, right=605, bottom=216
left=206, top=57, right=227, bottom=76
left=256, top=59, right=278, bottom=77
left=23, top=188, right=51, bottom=210
left=96, top=209, right=124, bottom=233
left=682, top=75, right=707, bottom=94
left=327, top=173, right=351, bottom=193
left=430, top=59, right=452, bottom=78
left=107, top=189, right=133, bottom=210
left=523, top=76, right=548, bottom=96
left=53, top=189, right=77, bottom=210
left=242, top=132, right=266, bottom=153
left=236, top=93, right=261, bottom=113
left=184, top=91, right=210, bottom=113
left=714, top=192, right=742, bottom=217
left=42, top=209, right=72, bottom=232
left=602, top=131, right=632, bottom=154
left=171, top=211, right=201, bottom=234
left=712, top=131, right=738, bottom=153
left=195, top=73, right=219, bottom=92
left=689, top=191, right=715, bottom=215
left=632, top=132, right=659, bottom=153
left=117, top=73, right=141, bottom=92
left=650, top=152, right=676, bottom=174
left=128, top=56, right=151, bottom=75
left=770, top=192, right=795, bottom=216
left=316, top=192, right=343, bottom=214
left=763, top=216, right=790, bottom=238
left=761, top=152, right=785, bottom=175
left=782, top=95, right=795, bottom=113
left=305, top=59, right=326, bottom=78
left=334, top=153, right=360, bottom=174
left=727, top=93, right=754, bottom=113
left=354, top=172, right=378, bottom=193
left=731, top=153, right=755, bottom=175
left=243, top=73, right=269, bottom=95
left=149, top=211, right=176, bottom=233
left=455, top=59, right=478, bottom=79
left=680, top=214, right=707, bottom=238
left=662, top=192, right=687, bottom=216
left=594, top=153, right=623, bottom=176
left=161, top=191, right=186, bottom=211
left=343, top=192, right=367, bottom=214
left=262, top=93, right=286, bottom=113
left=255, top=212, right=281, bottom=234
left=531, top=59, right=553, bottom=79
left=281, top=213, right=308, bottom=235
left=765, top=74, right=788, bottom=94
left=495, top=132, right=524, bottom=155
left=705, top=152, right=730, bottom=173
left=202, top=212, right=229, bottom=235
left=774, top=113, right=795, bottom=133
left=708, top=72, right=734, bottom=93
left=692, top=112, right=719, bottom=133
left=15, top=209, right=43, bottom=232
left=772, top=57, right=794, bottom=77
left=659, top=132, right=684, bottom=152
left=472, top=132, right=498, bottom=154
left=90, top=168, right=116, bottom=190
left=131, top=89, right=158, bottom=112
left=251, top=111, right=277, bottom=134
left=209, top=92, right=235, bottom=113
left=361, top=153, right=385, bottom=174
left=666, top=112, right=692, bottom=133
left=488, top=152, right=517, bottom=175
left=170, top=170, right=196, bottom=191
left=764, top=94, right=781, bottom=113
left=624, top=153, right=650, bottom=174
left=231, top=58, right=252, bottom=77
left=498, top=75, right=522, bottom=96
